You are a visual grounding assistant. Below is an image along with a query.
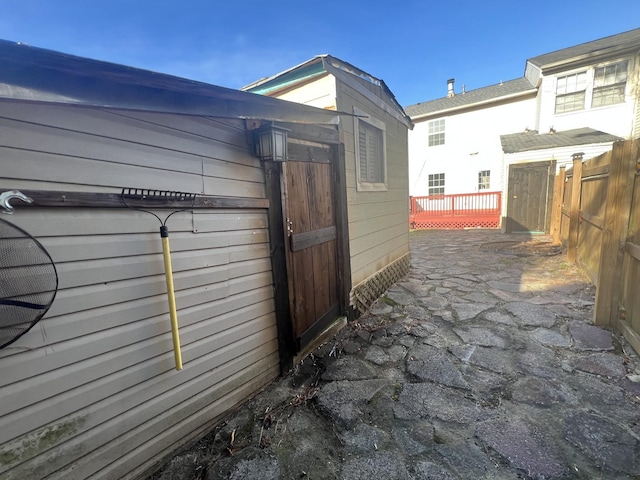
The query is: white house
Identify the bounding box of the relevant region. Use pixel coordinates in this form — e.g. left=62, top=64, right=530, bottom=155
left=406, top=28, right=640, bottom=233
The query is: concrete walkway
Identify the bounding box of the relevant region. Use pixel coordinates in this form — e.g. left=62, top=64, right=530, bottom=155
left=153, top=229, right=640, bottom=480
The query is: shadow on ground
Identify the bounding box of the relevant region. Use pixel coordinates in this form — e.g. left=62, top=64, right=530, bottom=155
left=150, top=229, right=640, bottom=480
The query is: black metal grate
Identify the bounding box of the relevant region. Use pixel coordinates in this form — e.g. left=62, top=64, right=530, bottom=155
left=0, top=218, right=58, bottom=348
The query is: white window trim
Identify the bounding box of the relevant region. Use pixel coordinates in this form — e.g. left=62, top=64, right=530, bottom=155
left=353, top=106, right=387, bottom=192
left=553, top=58, right=631, bottom=116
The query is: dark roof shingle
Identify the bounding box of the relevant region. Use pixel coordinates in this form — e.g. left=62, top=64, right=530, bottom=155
left=528, top=28, right=640, bottom=68
left=405, top=77, right=535, bottom=118
left=500, top=128, right=622, bottom=154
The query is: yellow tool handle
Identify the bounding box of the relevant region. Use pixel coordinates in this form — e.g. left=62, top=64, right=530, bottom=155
left=161, top=226, right=183, bottom=371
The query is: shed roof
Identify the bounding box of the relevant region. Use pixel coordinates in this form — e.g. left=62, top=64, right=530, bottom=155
left=243, top=55, right=413, bottom=128
left=405, top=77, right=536, bottom=119
left=0, top=40, right=345, bottom=124
left=528, top=27, right=640, bottom=70
left=500, top=127, right=622, bottom=154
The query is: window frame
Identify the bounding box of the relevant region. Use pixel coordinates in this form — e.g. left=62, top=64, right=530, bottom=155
left=354, top=107, right=387, bottom=192
left=555, top=70, right=587, bottom=113
left=478, top=170, right=490, bottom=191
left=592, top=60, right=628, bottom=108
left=428, top=119, right=445, bottom=147
left=428, top=172, right=445, bottom=196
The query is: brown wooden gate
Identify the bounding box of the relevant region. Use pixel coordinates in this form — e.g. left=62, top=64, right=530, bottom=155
left=282, top=160, right=340, bottom=351
left=506, top=161, right=555, bottom=233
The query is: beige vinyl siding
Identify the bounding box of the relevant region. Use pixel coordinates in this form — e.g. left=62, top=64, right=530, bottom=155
left=0, top=100, right=279, bottom=479
left=337, top=81, right=410, bottom=286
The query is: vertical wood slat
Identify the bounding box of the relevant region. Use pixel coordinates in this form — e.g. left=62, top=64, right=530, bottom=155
left=594, top=140, right=638, bottom=327
left=263, top=162, right=295, bottom=372
left=550, top=166, right=566, bottom=244
left=567, top=154, right=584, bottom=263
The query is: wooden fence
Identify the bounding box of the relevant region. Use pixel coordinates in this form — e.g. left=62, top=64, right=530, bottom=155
left=552, top=139, right=640, bottom=353
left=409, top=192, right=502, bottom=229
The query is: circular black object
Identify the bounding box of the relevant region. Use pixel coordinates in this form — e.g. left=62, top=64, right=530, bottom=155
left=0, top=218, right=58, bottom=349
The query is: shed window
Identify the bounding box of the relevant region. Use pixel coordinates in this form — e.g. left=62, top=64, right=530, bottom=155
left=592, top=60, right=627, bottom=107
left=478, top=170, right=490, bottom=190
left=555, top=71, right=586, bottom=113
left=428, top=173, right=445, bottom=196
left=354, top=107, right=387, bottom=191
left=428, top=119, right=445, bottom=146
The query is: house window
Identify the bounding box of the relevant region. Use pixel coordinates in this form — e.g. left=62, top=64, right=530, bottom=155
left=428, top=173, right=445, bottom=196
left=354, top=107, right=386, bottom=191
left=428, top=119, right=445, bottom=146
left=478, top=170, right=490, bottom=190
left=592, top=60, right=628, bottom=107
left=555, top=71, right=587, bottom=113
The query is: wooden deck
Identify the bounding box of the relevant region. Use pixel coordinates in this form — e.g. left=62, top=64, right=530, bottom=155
left=409, top=192, right=502, bottom=229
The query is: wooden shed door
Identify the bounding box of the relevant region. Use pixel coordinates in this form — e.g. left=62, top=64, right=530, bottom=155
left=283, top=160, right=340, bottom=351
left=506, top=161, right=555, bottom=233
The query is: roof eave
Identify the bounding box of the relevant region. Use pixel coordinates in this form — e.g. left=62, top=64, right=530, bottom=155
left=410, top=88, right=537, bottom=121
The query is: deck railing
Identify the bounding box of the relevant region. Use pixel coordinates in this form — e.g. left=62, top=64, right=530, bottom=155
left=409, top=191, right=502, bottom=229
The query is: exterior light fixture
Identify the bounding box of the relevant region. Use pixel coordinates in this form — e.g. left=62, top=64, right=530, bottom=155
left=254, top=123, right=290, bottom=162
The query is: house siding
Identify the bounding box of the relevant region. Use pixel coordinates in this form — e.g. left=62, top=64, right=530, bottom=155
left=409, top=96, right=536, bottom=197
left=0, top=100, right=279, bottom=479
left=536, top=54, right=638, bottom=139
left=336, top=79, right=410, bottom=286
left=271, top=73, right=337, bottom=111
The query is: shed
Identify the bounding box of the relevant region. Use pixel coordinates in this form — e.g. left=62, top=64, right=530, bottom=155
left=0, top=41, right=354, bottom=479
left=244, top=55, right=413, bottom=314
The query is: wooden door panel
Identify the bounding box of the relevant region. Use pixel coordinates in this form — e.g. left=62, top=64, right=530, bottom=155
left=507, top=161, right=554, bottom=233
left=283, top=160, right=339, bottom=349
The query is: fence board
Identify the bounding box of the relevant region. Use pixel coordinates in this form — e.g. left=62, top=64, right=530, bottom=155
left=556, top=139, right=640, bottom=352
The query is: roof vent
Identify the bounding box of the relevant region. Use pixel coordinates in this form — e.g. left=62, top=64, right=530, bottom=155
left=447, top=78, right=455, bottom=98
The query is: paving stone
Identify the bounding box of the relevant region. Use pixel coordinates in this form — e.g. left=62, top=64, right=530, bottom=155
left=370, top=301, right=394, bottom=315
left=435, top=442, right=516, bottom=480
left=405, top=304, right=430, bottom=320
left=316, top=379, right=388, bottom=428
left=340, top=452, right=409, bottom=480
left=461, top=292, right=499, bottom=305
left=568, top=374, right=626, bottom=406
left=509, top=377, right=566, bottom=407
left=365, top=345, right=390, bottom=365
left=423, top=295, right=449, bottom=310
left=532, top=327, right=572, bottom=347
left=411, top=461, right=454, bottom=480
left=503, top=302, right=556, bottom=327
left=387, top=344, right=407, bottom=362
left=517, top=343, right=561, bottom=378
left=406, top=344, right=469, bottom=389
left=435, top=287, right=451, bottom=294
left=395, top=383, right=492, bottom=423
left=569, top=322, right=614, bottom=351
left=564, top=411, right=640, bottom=475
left=408, top=323, right=437, bottom=338
left=372, top=335, right=394, bottom=347
left=481, top=310, right=517, bottom=326
left=341, top=423, right=390, bottom=452
left=475, top=418, right=567, bottom=478
left=573, top=352, right=627, bottom=378
left=453, top=326, right=511, bottom=348
left=487, top=281, right=529, bottom=293
left=396, top=334, right=416, bottom=348
left=392, top=419, right=435, bottom=455
left=385, top=291, right=414, bottom=306
left=449, top=344, right=516, bottom=374
left=208, top=447, right=280, bottom=480
left=322, top=357, right=378, bottom=381
left=489, top=289, right=530, bottom=302
left=341, top=340, right=363, bottom=354
left=451, top=302, right=494, bottom=321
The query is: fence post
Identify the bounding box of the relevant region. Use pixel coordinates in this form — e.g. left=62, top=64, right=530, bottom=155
left=550, top=166, right=566, bottom=245
left=567, top=153, right=584, bottom=263
left=594, top=140, right=637, bottom=327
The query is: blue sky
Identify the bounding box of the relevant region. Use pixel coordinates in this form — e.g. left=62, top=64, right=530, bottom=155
left=2, top=1, right=639, bottom=107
